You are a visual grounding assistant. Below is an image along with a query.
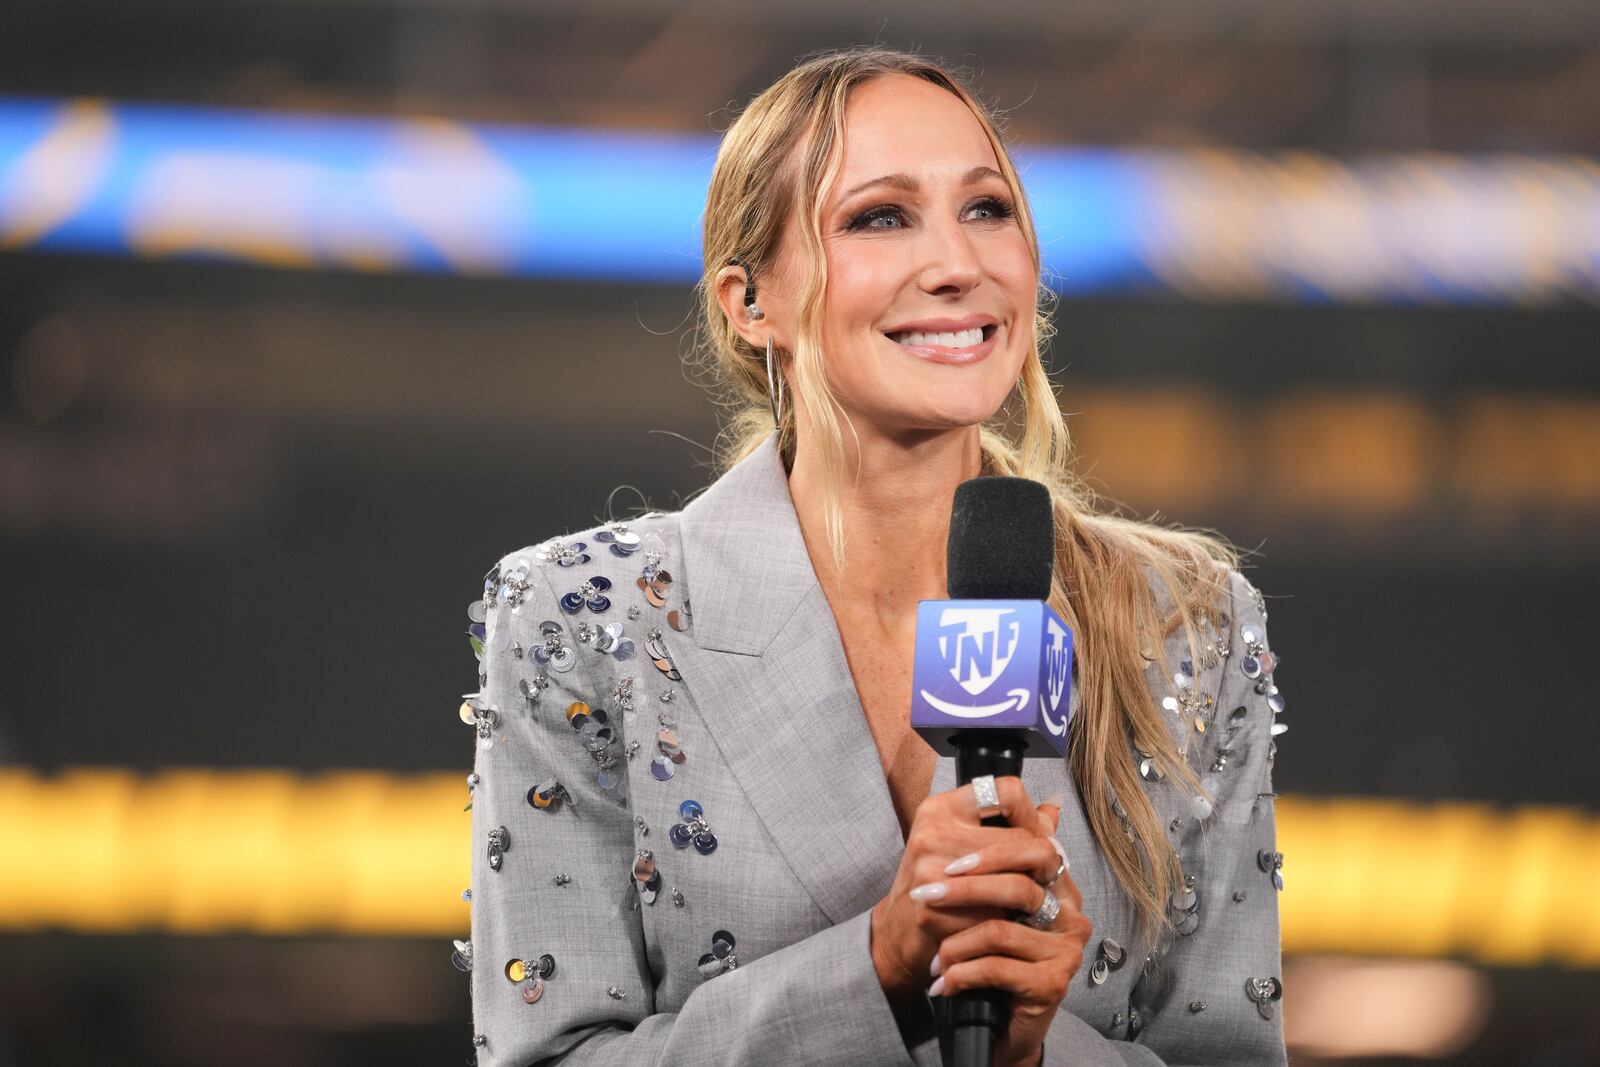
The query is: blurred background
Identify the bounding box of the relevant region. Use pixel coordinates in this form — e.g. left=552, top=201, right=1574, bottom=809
left=2, top=0, right=1598, bottom=1063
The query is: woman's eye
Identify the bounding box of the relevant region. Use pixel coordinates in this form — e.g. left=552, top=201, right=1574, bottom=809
left=966, top=197, right=1016, bottom=222
left=847, top=206, right=906, bottom=230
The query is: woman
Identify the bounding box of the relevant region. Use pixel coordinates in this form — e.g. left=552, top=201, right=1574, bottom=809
left=462, top=47, right=1288, bottom=1067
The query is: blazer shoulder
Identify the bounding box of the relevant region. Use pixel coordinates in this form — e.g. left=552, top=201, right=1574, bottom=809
left=482, top=512, right=684, bottom=583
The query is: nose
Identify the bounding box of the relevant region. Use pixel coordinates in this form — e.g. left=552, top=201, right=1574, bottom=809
left=917, top=215, right=982, bottom=297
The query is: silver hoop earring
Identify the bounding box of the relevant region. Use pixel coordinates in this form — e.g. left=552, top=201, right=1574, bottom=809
left=765, top=336, right=784, bottom=431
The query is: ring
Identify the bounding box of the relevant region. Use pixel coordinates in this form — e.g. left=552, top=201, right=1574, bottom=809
left=1019, top=887, right=1061, bottom=930
left=971, top=775, right=1002, bottom=819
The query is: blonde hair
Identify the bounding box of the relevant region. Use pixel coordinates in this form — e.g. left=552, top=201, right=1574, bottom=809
left=697, top=46, right=1240, bottom=952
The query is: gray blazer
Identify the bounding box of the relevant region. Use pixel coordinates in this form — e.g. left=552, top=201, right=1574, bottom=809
left=465, top=434, right=1289, bottom=1066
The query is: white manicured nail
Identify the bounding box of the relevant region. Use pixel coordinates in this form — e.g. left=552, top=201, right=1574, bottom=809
left=944, top=853, right=980, bottom=875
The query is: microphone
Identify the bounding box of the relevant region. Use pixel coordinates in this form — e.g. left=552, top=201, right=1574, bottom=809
left=911, top=476, right=1075, bottom=1067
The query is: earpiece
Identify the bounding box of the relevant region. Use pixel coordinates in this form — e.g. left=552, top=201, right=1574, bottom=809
left=726, top=255, right=764, bottom=322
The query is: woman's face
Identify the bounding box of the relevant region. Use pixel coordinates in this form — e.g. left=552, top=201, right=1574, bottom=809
left=781, top=74, right=1038, bottom=438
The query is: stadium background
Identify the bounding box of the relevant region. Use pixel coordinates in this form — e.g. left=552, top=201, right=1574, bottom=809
left=2, top=1, right=1598, bottom=1063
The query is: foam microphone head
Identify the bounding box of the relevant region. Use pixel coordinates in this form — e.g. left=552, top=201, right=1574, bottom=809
left=947, top=476, right=1055, bottom=601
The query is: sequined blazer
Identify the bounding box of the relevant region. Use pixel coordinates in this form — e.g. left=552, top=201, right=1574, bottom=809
left=463, top=434, right=1290, bottom=1067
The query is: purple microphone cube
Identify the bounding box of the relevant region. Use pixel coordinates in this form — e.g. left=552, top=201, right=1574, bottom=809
left=909, top=599, right=1074, bottom=758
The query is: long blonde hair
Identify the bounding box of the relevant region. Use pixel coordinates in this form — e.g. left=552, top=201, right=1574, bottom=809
left=697, top=46, right=1239, bottom=951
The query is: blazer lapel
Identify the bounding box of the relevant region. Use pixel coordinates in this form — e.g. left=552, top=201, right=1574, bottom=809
left=671, top=435, right=903, bottom=925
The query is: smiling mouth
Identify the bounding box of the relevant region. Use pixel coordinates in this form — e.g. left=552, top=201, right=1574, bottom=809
left=885, top=324, right=996, bottom=348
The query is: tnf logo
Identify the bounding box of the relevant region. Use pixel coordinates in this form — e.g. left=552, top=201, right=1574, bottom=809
left=935, top=607, right=1021, bottom=696
left=1041, top=617, right=1071, bottom=736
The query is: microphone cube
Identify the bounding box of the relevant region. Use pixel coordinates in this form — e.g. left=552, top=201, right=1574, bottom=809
left=910, top=599, right=1074, bottom=758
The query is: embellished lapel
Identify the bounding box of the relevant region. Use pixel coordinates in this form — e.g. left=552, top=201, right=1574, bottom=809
left=671, top=435, right=904, bottom=925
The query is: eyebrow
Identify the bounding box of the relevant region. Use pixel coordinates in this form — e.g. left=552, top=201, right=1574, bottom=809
left=838, top=165, right=1006, bottom=202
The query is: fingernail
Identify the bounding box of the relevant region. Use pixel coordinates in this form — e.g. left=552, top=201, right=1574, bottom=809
left=930, top=954, right=943, bottom=978
left=928, top=976, right=946, bottom=997
left=1043, top=792, right=1065, bottom=810
left=909, top=882, right=948, bottom=902
left=1049, top=836, right=1071, bottom=872
left=944, top=853, right=980, bottom=875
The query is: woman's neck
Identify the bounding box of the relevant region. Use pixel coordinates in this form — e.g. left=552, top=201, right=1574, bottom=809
left=786, top=424, right=983, bottom=632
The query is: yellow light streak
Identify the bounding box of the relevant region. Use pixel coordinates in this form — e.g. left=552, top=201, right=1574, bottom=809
left=2, top=769, right=1596, bottom=967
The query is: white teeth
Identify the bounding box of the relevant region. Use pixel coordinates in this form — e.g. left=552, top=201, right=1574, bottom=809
left=891, top=327, right=985, bottom=347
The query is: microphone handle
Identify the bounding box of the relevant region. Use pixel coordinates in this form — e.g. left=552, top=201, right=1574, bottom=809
left=948, top=731, right=1027, bottom=1067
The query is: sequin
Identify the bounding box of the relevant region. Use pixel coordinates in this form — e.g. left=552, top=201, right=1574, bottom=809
left=561, top=576, right=614, bottom=615
left=632, top=851, right=657, bottom=881
left=528, top=778, right=567, bottom=811
left=1244, top=975, right=1283, bottom=1019
left=651, top=755, right=675, bottom=781
left=518, top=673, right=550, bottom=707
left=1088, top=958, right=1109, bottom=986
left=646, top=627, right=682, bottom=681
left=451, top=939, right=473, bottom=972
left=492, top=558, right=537, bottom=610
left=505, top=953, right=556, bottom=1004
left=1170, top=875, right=1200, bottom=936
left=595, top=524, right=642, bottom=557
left=632, top=849, right=663, bottom=905
left=1257, top=848, right=1285, bottom=890
left=540, top=540, right=591, bottom=568
left=658, top=728, right=686, bottom=763
left=672, top=799, right=718, bottom=855
left=698, top=930, right=739, bottom=978
left=487, top=826, right=510, bottom=871
left=533, top=622, right=576, bottom=674
left=668, top=600, right=692, bottom=633
left=594, top=623, right=636, bottom=661
left=639, top=570, right=673, bottom=609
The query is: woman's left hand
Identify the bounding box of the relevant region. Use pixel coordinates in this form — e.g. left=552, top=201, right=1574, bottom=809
left=925, top=801, right=1092, bottom=1067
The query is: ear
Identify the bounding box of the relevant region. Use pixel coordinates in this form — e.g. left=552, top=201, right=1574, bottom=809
left=713, top=263, right=771, bottom=351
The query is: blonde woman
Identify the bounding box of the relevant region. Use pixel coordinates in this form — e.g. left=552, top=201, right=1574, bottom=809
left=464, top=47, right=1289, bottom=1067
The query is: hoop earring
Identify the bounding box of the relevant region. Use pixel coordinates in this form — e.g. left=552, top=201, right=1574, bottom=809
left=765, top=336, right=784, bottom=431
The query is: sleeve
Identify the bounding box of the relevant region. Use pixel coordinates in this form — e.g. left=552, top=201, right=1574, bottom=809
left=465, top=550, right=938, bottom=1067
left=1070, top=568, right=1287, bottom=1067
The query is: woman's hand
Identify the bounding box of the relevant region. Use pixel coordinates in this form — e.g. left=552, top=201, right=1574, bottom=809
left=926, top=801, right=1093, bottom=1067
left=869, top=776, right=1078, bottom=1023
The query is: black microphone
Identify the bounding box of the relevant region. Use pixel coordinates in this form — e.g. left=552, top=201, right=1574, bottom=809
left=910, top=476, right=1075, bottom=1067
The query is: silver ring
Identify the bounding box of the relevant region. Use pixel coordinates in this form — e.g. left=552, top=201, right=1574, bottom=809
left=971, top=775, right=1001, bottom=819
left=1020, top=887, right=1060, bottom=930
